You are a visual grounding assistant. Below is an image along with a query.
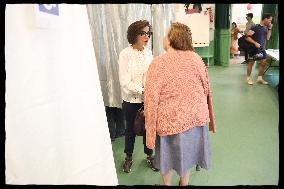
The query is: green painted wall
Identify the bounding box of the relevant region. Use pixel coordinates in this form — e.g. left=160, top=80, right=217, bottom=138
left=214, top=4, right=231, bottom=66
left=195, top=40, right=214, bottom=66
left=214, top=29, right=230, bottom=66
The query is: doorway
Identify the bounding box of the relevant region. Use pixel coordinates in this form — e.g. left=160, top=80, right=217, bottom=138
left=229, top=4, right=263, bottom=65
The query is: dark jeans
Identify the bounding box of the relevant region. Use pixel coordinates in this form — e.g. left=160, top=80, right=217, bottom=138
left=122, top=101, right=153, bottom=157
left=105, top=106, right=126, bottom=139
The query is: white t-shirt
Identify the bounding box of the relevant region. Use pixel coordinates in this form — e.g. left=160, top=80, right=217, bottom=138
left=118, top=45, right=153, bottom=103
left=244, top=21, right=255, bottom=35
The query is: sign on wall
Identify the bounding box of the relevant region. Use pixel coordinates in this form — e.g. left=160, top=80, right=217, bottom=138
left=175, top=4, right=210, bottom=45
left=38, top=4, right=59, bottom=16
left=176, top=12, right=209, bottom=45
left=35, top=4, right=60, bottom=29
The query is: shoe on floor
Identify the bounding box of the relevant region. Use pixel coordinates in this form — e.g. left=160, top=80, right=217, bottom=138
left=256, top=78, right=268, bottom=85
left=146, top=156, right=160, bottom=172
left=123, top=158, right=133, bottom=173
left=247, top=77, right=253, bottom=85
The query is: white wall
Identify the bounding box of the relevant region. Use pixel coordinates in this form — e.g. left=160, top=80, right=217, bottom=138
left=5, top=4, right=118, bottom=185
left=175, top=4, right=209, bottom=44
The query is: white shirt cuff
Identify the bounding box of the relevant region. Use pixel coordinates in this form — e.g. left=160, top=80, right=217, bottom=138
left=137, top=86, right=144, bottom=94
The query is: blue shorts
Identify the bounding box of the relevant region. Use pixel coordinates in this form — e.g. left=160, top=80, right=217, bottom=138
left=248, top=48, right=267, bottom=60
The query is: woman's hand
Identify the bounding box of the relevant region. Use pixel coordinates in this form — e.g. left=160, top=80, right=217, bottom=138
left=209, top=122, right=216, bottom=133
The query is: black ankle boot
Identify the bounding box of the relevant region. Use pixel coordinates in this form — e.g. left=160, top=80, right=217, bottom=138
left=123, top=155, right=133, bottom=173
left=146, top=155, right=159, bottom=172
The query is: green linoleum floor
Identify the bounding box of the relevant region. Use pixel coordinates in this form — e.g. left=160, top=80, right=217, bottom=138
left=111, top=64, right=279, bottom=186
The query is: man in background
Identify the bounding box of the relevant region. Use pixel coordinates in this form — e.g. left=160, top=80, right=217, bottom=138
left=245, top=13, right=273, bottom=85
left=241, top=13, right=255, bottom=64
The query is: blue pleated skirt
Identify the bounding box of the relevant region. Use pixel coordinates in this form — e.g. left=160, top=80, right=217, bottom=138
left=154, top=125, right=211, bottom=177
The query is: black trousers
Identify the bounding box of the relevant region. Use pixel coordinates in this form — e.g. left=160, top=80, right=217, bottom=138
left=105, top=106, right=126, bottom=139
left=122, top=101, right=153, bottom=157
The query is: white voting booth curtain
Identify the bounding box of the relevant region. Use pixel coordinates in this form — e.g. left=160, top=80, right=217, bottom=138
left=87, top=4, right=152, bottom=108
left=152, top=4, right=176, bottom=56
left=5, top=4, right=117, bottom=185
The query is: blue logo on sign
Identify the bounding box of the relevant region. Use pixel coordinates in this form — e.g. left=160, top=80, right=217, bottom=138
left=39, top=4, right=59, bottom=16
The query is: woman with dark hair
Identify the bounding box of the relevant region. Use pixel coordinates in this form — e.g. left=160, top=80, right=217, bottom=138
left=144, top=22, right=216, bottom=186
left=230, top=22, right=242, bottom=58
left=118, top=20, right=159, bottom=173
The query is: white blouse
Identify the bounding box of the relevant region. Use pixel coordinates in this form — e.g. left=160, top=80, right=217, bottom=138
left=118, top=45, right=153, bottom=103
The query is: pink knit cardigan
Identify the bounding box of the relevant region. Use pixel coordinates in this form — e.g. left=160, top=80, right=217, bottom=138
left=144, top=49, right=216, bottom=149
